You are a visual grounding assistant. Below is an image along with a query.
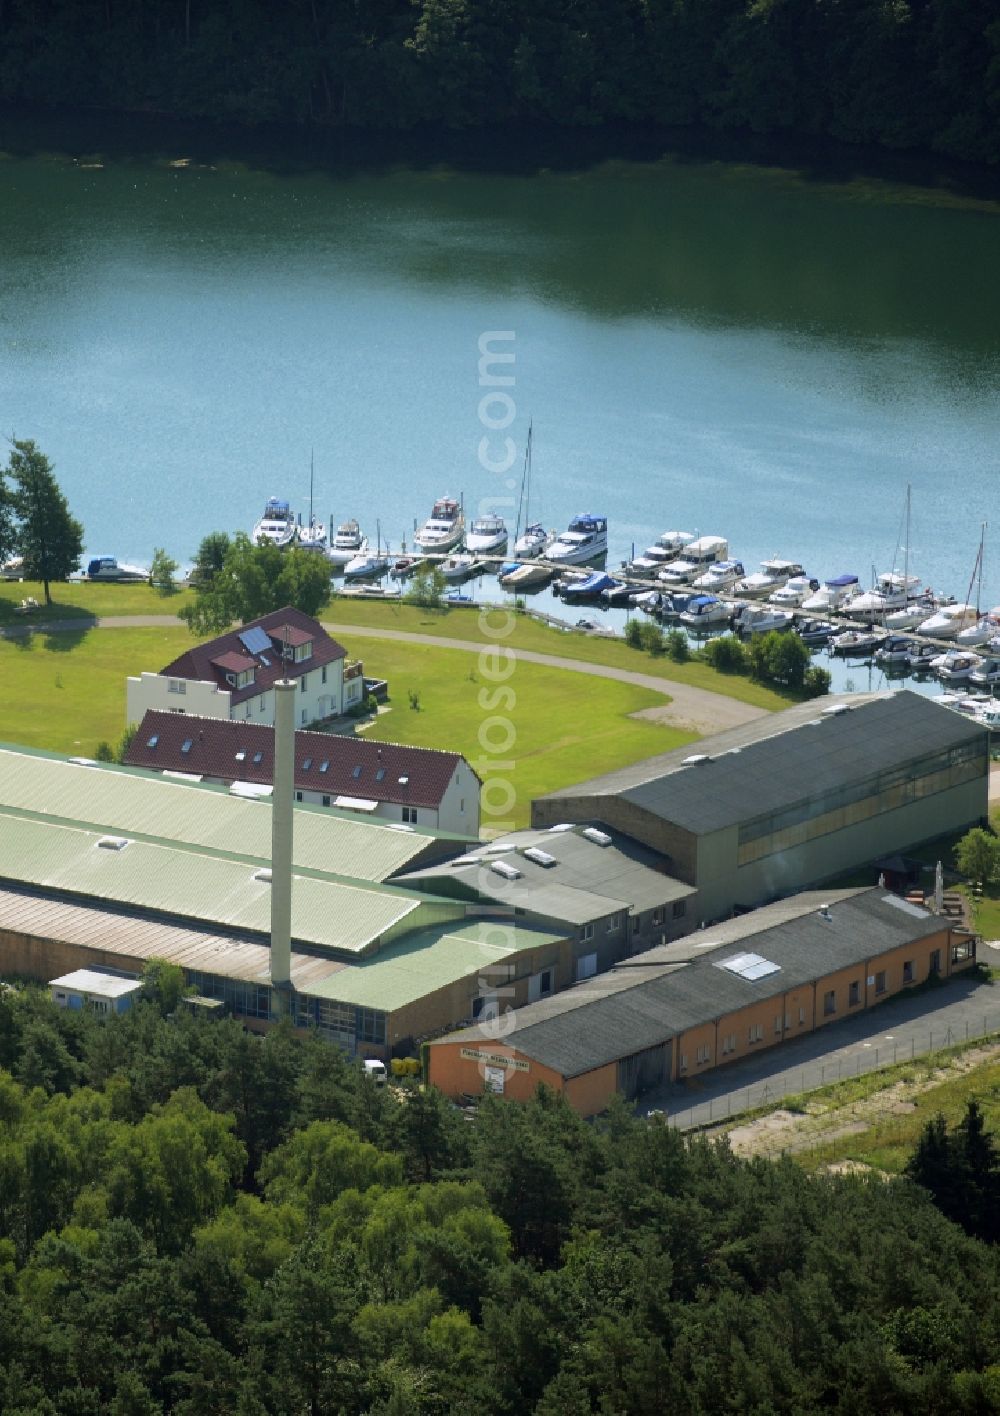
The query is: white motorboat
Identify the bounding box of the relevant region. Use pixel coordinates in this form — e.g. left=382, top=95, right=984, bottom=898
left=873, top=635, right=916, bottom=667
left=327, top=519, right=368, bottom=568
left=734, top=604, right=795, bottom=635
left=414, top=496, right=465, bottom=555
left=931, top=650, right=983, bottom=683
left=830, top=626, right=888, bottom=655
left=679, top=595, right=731, bottom=628
left=915, top=603, right=978, bottom=639
left=681, top=535, right=728, bottom=570
left=969, top=655, right=1000, bottom=687
left=956, top=617, right=996, bottom=647
left=905, top=642, right=938, bottom=672
left=884, top=596, right=936, bottom=630
left=546, top=514, right=608, bottom=565
left=844, top=572, right=923, bottom=618
left=734, top=558, right=805, bottom=599
left=769, top=575, right=818, bottom=609
left=441, top=553, right=485, bottom=581
left=465, top=515, right=508, bottom=556
left=499, top=560, right=553, bottom=589
left=85, top=555, right=149, bottom=583
left=656, top=558, right=701, bottom=588
left=693, top=560, right=745, bottom=592
left=252, top=497, right=297, bottom=548
left=344, top=520, right=390, bottom=580
left=800, top=575, right=859, bottom=614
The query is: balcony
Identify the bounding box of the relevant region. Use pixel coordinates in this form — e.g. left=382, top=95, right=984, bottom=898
left=344, top=660, right=364, bottom=682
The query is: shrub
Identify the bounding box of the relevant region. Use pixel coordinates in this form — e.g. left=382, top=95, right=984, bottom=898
left=803, top=664, right=832, bottom=698
left=624, top=618, right=644, bottom=649
left=664, top=629, right=688, bottom=662
left=700, top=634, right=747, bottom=674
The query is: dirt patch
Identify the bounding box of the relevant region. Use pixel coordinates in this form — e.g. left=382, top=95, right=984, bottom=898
left=715, top=1041, right=1000, bottom=1160
left=823, top=1159, right=891, bottom=1181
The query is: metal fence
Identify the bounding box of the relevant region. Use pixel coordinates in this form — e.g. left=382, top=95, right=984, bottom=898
left=663, top=1009, right=1000, bottom=1131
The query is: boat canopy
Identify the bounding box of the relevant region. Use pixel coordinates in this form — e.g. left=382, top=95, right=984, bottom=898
left=688, top=595, right=720, bottom=608
left=826, top=574, right=859, bottom=587
left=568, top=514, right=607, bottom=532
left=264, top=498, right=290, bottom=515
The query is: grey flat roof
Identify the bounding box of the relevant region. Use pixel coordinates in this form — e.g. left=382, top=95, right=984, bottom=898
left=538, top=691, right=988, bottom=836
left=399, top=824, right=694, bottom=922
left=433, top=887, right=953, bottom=1077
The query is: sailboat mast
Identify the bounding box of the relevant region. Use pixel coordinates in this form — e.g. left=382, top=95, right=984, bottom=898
left=903, top=483, right=909, bottom=591
left=524, top=420, right=532, bottom=533
left=309, top=449, right=315, bottom=530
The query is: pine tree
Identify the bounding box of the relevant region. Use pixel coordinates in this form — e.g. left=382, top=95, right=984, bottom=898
left=6, top=439, right=84, bottom=605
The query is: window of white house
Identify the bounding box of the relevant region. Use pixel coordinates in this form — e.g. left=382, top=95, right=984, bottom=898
left=236, top=668, right=254, bottom=689
left=258, top=695, right=266, bottom=713
left=300, top=674, right=308, bottom=692
left=401, top=807, right=419, bottom=824
left=295, top=791, right=303, bottom=802
left=294, top=640, right=313, bottom=662
left=322, top=795, right=331, bottom=807
left=321, top=665, right=327, bottom=683
left=300, top=710, right=307, bottom=725
left=168, top=678, right=186, bottom=694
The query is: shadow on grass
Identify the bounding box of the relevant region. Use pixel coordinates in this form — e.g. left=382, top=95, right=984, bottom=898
left=4, top=616, right=96, bottom=651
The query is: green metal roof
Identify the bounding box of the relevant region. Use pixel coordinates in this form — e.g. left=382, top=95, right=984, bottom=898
left=307, top=920, right=565, bottom=1012
left=0, top=811, right=458, bottom=956
left=0, top=746, right=456, bottom=884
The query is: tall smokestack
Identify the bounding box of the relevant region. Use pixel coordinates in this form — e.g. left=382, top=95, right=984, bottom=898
left=270, top=676, right=295, bottom=1004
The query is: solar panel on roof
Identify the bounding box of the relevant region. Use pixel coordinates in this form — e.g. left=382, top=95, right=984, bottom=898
left=239, top=626, right=272, bottom=656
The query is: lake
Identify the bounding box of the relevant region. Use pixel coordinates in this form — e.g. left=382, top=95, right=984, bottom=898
left=1, top=128, right=998, bottom=667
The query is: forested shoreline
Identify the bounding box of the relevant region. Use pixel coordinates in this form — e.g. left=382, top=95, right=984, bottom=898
left=3, top=979, right=1000, bottom=1414
left=0, top=0, right=997, bottom=168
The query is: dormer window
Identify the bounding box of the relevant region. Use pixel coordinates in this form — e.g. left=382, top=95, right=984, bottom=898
left=293, top=639, right=313, bottom=663
left=236, top=667, right=254, bottom=689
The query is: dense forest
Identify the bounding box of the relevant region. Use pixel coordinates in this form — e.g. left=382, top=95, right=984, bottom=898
left=3, top=978, right=1000, bottom=1415
left=0, top=0, right=997, bottom=165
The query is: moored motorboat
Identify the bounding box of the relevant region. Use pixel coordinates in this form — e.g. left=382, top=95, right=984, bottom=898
left=441, top=553, right=486, bottom=581
left=734, top=558, right=805, bottom=599
left=560, top=572, right=621, bottom=600
left=874, top=634, right=916, bottom=667
left=932, top=650, right=983, bottom=683
left=915, top=603, right=978, bottom=639
left=85, top=555, right=149, bottom=583
left=843, top=572, right=923, bottom=618
left=795, top=618, right=838, bottom=645
left=969, top=655, right=1000, bottom=687
left=546, top=514, right=609, bottom=565
left=679, top=595, right=731, bottom=628
left=656, top=557, right=701, bottom=588
left=830, top=626, right=888, bottom=655
left=465, top=514, right=508, bottom=557
left=391, top=556, right=429, bottom=580
left=252, top=497, right=296, bottom=547
left=692, top=560, right=745, bottom=593
left=768, top=575, right=819, bottom=608
left=800, top=574, right=859, bottom=614
left=343, top=551, right=391, bottom=581
left=499, top=560, right=554, bottom=589
left=905, top=642, right=938, bottom=672
left=327, top=519, right=368, bottom=568
left=734, top=604, right=795, bottom=635
left=414, top=496, right=465, bottom=555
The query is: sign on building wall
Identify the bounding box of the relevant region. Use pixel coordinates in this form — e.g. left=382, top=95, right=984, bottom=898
left=484, top=1066, right=506, bottom=1094
left=460, top=1046, right=530, bottom=1073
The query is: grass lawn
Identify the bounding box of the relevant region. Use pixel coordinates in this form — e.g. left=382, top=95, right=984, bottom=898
left=793, top=1044, right=1000, bottom=1177
left=342, top=634, right=696, bottom=826
left=322, top=598, right=790, bottom=711
left=0, top=626, right=695, bottom=823
left=0, top=626, right=192, bottom=754
left=0, top=579, right=192, bottom=627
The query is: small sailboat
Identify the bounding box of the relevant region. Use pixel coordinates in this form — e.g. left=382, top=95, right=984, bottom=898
left=298, top=452, right=328, bottom=550
left=955, top=524, right=991, bottom=646
left=512, top=423, right=549, bottom=559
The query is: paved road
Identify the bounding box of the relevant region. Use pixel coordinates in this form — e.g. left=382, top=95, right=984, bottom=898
left=1, top=612, right=768, bottom=734
left=640, top=974, right=1000, bottom=1129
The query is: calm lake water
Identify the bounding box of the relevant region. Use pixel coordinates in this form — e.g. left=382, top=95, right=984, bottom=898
left=1, top=132, right=999, bottom=685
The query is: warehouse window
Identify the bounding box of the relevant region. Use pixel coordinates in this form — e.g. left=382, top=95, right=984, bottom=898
left=672, top=900, right=686, bottom=919
left=652, top=909, right=664, bottom=927
left=774, top=1014, right=783, bottom=1036
left=721, top=1033, right=735, bottom=1055
left=903, top=960, right=914, bottom=984
left=798, top=1007, right=806, bottom=1026
left=748, top=1023, right=763, bottom=1044
left=875, top=971, right=887, bottom=995
left=849, top=980, right=861, bottom=1006
left=581, top=923, right=594, bottom=942
left=357, top=1009, right=385, bottom=1045
left=607, top=914, right=621, bottom=932
left=930, top=949, right=941, bottom=974
left=679, top=1053, right=688, bottom=1073
left=823, top=990, right=836, bottom=1016
left=696, top=1044, right=710, bottom=1065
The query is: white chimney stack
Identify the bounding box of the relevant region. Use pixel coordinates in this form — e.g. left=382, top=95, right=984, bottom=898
left=270, top=677, right=295, bottom=1004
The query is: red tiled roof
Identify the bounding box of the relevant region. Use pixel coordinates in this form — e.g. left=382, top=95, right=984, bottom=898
left=126, top=710, right=472, bottom=809
left=212, top=651, right=256, bottom=674
left=159, top=607, right=345, bottom=705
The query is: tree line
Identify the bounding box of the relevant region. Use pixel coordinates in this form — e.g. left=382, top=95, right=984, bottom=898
left=2, top=973, right=1000, bottom=1414
left=0, top=0, right=997, bottom=166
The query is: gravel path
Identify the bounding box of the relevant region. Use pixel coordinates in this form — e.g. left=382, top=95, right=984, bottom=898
left=1, top=612, right=769, bottom=734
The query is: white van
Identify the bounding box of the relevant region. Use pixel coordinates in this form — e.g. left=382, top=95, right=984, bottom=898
left=363, top=1059, right=387, bottom=1086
